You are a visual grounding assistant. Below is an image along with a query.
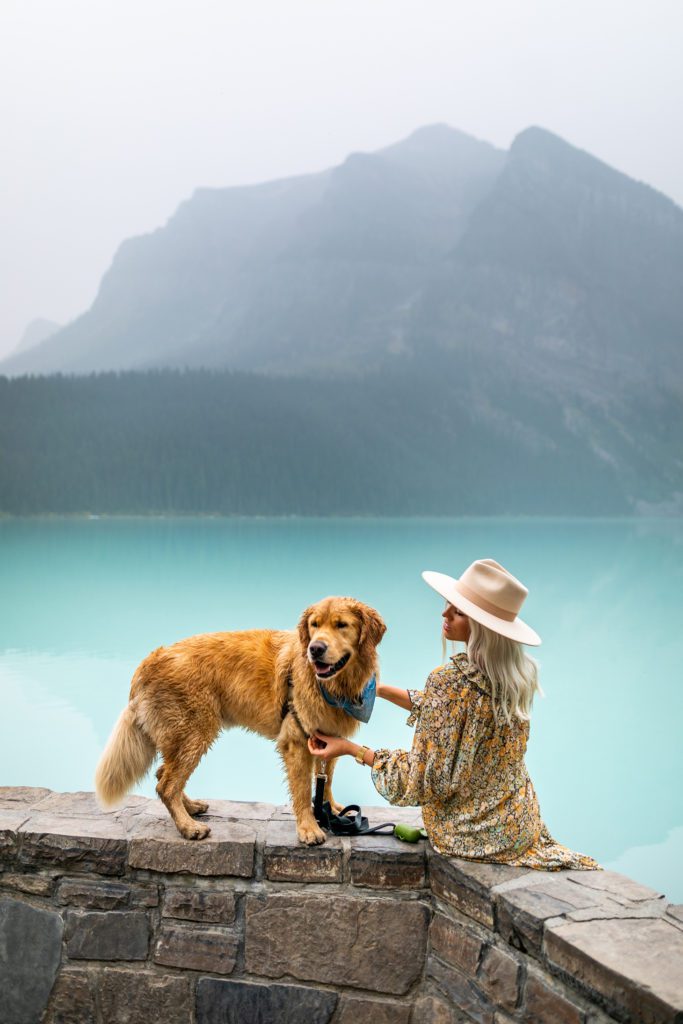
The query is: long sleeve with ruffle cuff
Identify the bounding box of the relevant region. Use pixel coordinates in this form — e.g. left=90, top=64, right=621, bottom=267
left=371, top=748, right=422, bottom=807
left=406, top=689, right=424, bottom=727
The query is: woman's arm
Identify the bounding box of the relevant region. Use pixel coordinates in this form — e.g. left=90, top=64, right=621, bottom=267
left=308, top=734, right=375, bottom=766
left=377, top=682, right=413, bottom=711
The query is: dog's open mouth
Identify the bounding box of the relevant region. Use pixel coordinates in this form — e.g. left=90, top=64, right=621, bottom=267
left=311, top=652, right=351, bottom=679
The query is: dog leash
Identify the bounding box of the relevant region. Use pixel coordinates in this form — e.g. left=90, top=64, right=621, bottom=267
left=312, top=772, right=396, bottom=837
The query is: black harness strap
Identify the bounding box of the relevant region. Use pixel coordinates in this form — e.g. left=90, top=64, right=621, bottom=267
left=281, top=673, right=310, bottom=739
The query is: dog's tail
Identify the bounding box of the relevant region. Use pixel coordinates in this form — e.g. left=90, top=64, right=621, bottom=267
left=94, top=705, right=156, bottom=808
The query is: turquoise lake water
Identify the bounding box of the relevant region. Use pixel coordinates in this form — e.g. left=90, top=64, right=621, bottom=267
left=1, top=517, right=681, bottom=900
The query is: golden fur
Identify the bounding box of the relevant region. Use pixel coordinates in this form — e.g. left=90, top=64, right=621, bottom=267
left=95, top=597, right=385, bottom=844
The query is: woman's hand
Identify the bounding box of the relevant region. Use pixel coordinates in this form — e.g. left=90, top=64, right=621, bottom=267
left=307, top=732, right=352, bottom=761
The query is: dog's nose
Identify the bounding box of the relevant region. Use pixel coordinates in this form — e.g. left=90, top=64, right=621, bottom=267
left=309, top=641, right=328, bottom=660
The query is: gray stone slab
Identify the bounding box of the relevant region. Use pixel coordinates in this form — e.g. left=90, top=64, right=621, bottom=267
left=350, top=832, right=426, bottom=889
left=44, top=969, right=96, bottom=1024
left=0, top=871, right=55, bottom=896
left=245, top=891, right=429, bottom=994
left=336, top=993, right=412, bottom=1023
left=264, top=819, right=343, bottom=883
left=430, top=850, right=529, bottom=928
left=427, top=955, right=496, bottom=1024
left=196, top=978, right=338, bottom=1024
left=495, top=873, right=608, bottom=958
left=31, top=790, right=128, bottom=817
left=0, top=786, right=52, bottom=808
left=475, top=945, right=520, bottom=1013
left=412, top=993, right=461, bottom=1023
left=430, top=912, right=484, bottom=975
left=562, top=868, right=663, bottom=904
left=545, top=915, right=683, bottom=1024
left=163, top=887, right=236, bottom=924
left=18, top=812, right=130, bottom=875
left=361, top=804, right=424, bottom=827
left=154, top=921, right=238, bottom=974
left=522, top=967, right=585, bottom=1024
left=65, top=909, right=149, bottom=960
left=58, top=879, right=131, bottom=909
left=0, top=807, right=31, bottom=864
left=0, top=897, right=63, bottom=1024
left=98, top=969, right=192, bottom=1024
left=128, top=816, right=256, bottom=876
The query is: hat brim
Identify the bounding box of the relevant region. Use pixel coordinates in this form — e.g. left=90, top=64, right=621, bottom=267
left=422, top=570, right=542, bottom=647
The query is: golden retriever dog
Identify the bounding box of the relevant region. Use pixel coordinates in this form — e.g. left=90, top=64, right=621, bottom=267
left=95, top=597, right=385, bottom=844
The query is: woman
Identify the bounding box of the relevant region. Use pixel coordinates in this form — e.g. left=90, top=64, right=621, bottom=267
left=308, top=558, right=598, bottom=869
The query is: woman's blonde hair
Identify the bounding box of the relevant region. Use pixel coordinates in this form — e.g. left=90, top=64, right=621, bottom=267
left=443, top=616, right=542, bottom=724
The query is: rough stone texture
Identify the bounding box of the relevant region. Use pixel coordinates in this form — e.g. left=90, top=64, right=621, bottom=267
left=44, top=969, right=96, bottom=1024
left=428, top=955, right=496, bottom=1024
left=562, top=869, right=663, bottom=904
left=336, top=993, right=413, bottom=1023
left=494, top=873, right=610, bottom=959
left=163, top=886, right=236, bottom=923
left=245, top=891, right=429, bottom=994
left=1, top=789, right=681, bottom=1024
left=128, top=818, right=256, bottom=876
left=18, top=814, right=129, bottom=875
left=475, top=945, right=520, bottom=1013
left=58, top=879, right=131, bottom=909
left=196, top=978, right=338, bottom=1024
left=430, top=852, right=529, bottom=928
left=65, top=909, right=149, bottom=960
left=0, top=871, right=55, bottom=895
left=350, top=832, right=426, bottom=889
left=154, top=921, right=238, bottom=974
left=545, top=916, right=683, bottom=1024
left=0, top=897, right=63, bottom=1024
left=98, top=970, right=192, bottom=1024
left=412, top=993, right=462, bottom=1023
left=0, top=808, right=31, bottom=863
left=430, top=912, right=484, bottom=975
left=523, top=969, right=585, bottom=1024
left=264, top=819, right=343, bottom=882
left=0, top=786, right=52, bottom=805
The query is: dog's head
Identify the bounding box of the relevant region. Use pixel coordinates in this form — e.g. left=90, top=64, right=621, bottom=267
left=297, top=597, right=386, bottom=682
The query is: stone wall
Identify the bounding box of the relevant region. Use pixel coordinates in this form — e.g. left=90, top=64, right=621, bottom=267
left=0, top=787, right=681, bottom=1024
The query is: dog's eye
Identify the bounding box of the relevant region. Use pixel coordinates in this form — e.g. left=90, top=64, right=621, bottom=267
left=335, top=621, right=348, bottom=629
left=311, top=621, right=320, bottom=628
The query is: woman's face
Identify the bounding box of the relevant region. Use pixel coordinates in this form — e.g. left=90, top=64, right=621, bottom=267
left=442, top=602, right=471, bottom=643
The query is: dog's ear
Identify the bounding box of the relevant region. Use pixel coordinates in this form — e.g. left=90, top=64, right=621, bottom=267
left=298, top=606, right=314, bottom=649
left=356, top=603, right=387, bottom=650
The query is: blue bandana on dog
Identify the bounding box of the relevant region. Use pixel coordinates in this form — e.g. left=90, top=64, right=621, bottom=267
left=319, top=674, right=376, bottom=723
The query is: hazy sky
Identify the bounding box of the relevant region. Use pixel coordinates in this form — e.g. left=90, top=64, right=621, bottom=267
left=1, top=0, right=681, bottom=359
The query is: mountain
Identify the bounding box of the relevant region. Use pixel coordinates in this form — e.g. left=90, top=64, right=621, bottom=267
left=0, top=125, right=505, bottom=376
left=1, top=124, right=681, bottom=515
left=10, top=317, right=61, bottom=357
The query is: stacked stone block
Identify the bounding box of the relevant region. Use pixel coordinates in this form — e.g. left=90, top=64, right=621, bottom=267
left=0, top=787, right=681, bottom=1023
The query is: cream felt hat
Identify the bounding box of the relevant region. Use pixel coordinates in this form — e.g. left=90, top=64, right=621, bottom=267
left=422, top=559, right=541, bottom=646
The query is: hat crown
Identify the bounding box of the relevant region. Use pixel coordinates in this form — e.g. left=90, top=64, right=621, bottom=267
left=458, top=559, right=528, bottom=616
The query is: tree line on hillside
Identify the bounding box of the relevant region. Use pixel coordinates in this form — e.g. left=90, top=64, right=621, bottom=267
left=0, top=368, right=671, bottom=516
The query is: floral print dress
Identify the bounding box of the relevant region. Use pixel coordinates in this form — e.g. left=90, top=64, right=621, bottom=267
left=371, top=653, right=599, bottom=869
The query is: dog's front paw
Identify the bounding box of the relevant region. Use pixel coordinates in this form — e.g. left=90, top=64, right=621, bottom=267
left=297, top=822, right=326, bottom=845
left=180, top=821, right=211, bottom=841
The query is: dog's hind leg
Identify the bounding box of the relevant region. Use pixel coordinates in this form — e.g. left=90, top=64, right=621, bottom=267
left=156, top=735, right=213, bottom=840
left=182, top=794, right=209, bottom=817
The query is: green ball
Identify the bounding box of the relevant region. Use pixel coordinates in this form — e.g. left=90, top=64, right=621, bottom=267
left=393, top=823, right=422, bottom=843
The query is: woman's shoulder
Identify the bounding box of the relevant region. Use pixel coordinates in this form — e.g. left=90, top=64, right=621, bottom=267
left=425, top=652, right=489, bottom=693
left=448, top=651, right=492, bottom=695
